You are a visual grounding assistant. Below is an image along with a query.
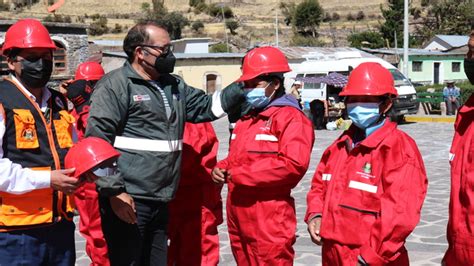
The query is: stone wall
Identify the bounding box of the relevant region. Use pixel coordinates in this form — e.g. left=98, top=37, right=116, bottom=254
left=0, top=21, right=90, bottom=80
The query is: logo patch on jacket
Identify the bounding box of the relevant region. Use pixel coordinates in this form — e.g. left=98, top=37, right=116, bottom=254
left=22, top=128, right=36, bottom=141
left=133, top=94, right=151, bottom=102
left=356, top=162, right=375, bottom=179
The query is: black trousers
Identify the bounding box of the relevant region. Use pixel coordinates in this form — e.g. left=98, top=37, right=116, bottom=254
left=99, top=196, right=169, bottom=266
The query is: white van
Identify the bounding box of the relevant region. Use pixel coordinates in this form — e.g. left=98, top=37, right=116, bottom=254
left=285, top=49, right=419, bottom=118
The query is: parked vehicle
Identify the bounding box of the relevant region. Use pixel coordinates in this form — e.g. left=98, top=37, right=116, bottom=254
left=285, top=49, right=419, bottom=119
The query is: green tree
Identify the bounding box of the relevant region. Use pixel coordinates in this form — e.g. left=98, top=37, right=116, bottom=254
left=413, top=0, right=473, bottom=45
left=191, top=21, right=204, bottom=33
left=348, top=31, right=384, bottom=48
left=226, top=20, right=239, bottom=35
left=160, top=12, right=190, bottom=40
left=207, top=4, right=234, bottom=19
left=379, top=0, right=404, bottom=48
left=293, top=0, right=324, bottom=37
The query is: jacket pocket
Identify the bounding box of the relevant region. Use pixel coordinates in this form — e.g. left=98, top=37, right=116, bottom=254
left=0, top=188, right=53, bottom=227
left=53, top=110, right=75, bottom=148
left=13, top=109, right=39, bottom=149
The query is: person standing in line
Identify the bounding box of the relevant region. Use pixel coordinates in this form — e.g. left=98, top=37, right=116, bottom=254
left=167, top=122, right=222, bottom=266
left=442, top=23, right=474, bottom=266
left=85, top=21, right=245, bottom=265
left=306, top=62, right=428, bottom=266
left=212, top=46, right=315, bottom=265
left=64, top=61, right=110, bottom=266
left=0, top=19, right=82, bottom=265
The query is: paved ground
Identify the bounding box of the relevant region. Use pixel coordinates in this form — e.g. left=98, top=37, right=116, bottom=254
left=75, top=119, right=454, bottom=265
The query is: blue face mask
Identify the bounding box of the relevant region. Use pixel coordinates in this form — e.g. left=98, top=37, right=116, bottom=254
left=244, top=82, right=274, bottom=109
left=347, top=102, right=381, bottom=130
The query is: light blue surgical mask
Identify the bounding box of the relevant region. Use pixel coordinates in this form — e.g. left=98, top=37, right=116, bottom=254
left=347, top=102, right=381, bottom=130
left=244, top=82, right=274, bottom=109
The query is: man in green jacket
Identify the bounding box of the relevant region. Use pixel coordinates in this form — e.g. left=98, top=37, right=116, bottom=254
left=85, top=21, right=244, bottom=265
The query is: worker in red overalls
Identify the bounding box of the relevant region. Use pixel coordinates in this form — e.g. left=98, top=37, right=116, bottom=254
left=167, top=122, right=222, bottom=266
left=212, top=46, right=315, bottom=265
left=66, top=61, right=109, bottom=266
left=306, top=62, right=428, bottom=266
left=442, top=25, right=474, bottom=266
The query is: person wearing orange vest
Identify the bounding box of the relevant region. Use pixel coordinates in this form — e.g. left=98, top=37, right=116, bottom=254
left=167, top=122, right=222, bottom=266
left=442, top=25, right=474, bottom=266
left=0, top=19, right=82, bottom=265
left=305, top=62, right=428, bottom=266
left=63, top=62, right=109, bottom=266
left=212, top=46, right=315, bottom=265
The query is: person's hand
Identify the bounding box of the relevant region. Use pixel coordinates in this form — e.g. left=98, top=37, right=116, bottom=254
left=110, top=192, right=137, bottom=224
left=307, top=216, right=323, bottom=245
left=212, top=168, right=230, bottom=183
left=58, top=79, right=73, bottom=95
left=50, top=168, right=81, bottom=195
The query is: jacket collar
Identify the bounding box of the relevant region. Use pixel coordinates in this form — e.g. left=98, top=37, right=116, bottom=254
left=335, top=118, right=397, bottom=150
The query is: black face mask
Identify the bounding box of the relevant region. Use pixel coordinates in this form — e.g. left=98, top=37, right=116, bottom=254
left=465, top=58, right=474, bottom=85
left=144, top=50, right=176, bottom=74
left=19, top=58, right=53, bottom=88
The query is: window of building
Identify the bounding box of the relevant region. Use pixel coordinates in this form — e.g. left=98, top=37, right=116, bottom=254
left=412, top=61, right=423, bottom=72
left=206, top=74, right=217, bottom=94
left=53, top=41, right=67, bottom=75
left=452, top=62, right=461, bottom=72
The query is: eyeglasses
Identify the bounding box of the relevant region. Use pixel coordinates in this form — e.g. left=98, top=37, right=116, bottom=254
left=140, top=44, right=173, bottom=55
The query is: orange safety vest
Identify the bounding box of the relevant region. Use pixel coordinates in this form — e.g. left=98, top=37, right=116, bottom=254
left=0, top=77, right=75, bottom=231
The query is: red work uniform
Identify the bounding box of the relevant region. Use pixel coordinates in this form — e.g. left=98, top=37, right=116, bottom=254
left=72, top=106, right=110, bottom=266
left=217, top=95, right=314, bottom=265
left=168, top=122, right=223, bottom=266
left=443, top=94, right=474, bottom=265
left=306, top=120, right=428, bottom=266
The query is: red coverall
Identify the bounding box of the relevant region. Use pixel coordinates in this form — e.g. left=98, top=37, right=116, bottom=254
left=168, top=122, right=223, bottom=266
left=306, top=120, right=428, bottom=266
left=443, top=94, right=474, bottom=265
left=217, top=103, right=314, bottom=265
left=72, top=106, right=110, bottom=266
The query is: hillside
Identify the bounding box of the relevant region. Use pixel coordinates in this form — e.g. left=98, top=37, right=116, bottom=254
left=0, top=0, right=422, bottom=49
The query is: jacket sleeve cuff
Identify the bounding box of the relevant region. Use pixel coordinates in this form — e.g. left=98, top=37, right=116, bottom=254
left=34, top=170, right=51, bottom=189
left=359, top=244, right=387, bottom=266
left=306, top=213, right=322, bottom=223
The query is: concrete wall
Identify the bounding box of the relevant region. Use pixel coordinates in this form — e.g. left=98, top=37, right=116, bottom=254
left=403, top=55, right=467, bottom=84
left=102, top=55, right=242, bottom=92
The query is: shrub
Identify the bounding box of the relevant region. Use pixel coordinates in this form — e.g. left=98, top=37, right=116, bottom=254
left=346, top=12, right=355, bottom=21
left=323, top=12, right=332, bottom=22
left=111, top=23, right=123, bottom=33
left=89, top=15, right=109, bottom=36
left=290, top=35, right=325, bottom=46
left=332, top=12, right=340, bottom=21
left=207, top=4, right=233, bottom=19
left=225, top=20, right=239, bottom=35
left=210, top=43, right=230, bottom=53
left=191, top=21, right=204, bottom=32
left=356, top=11, right=365, bottom=21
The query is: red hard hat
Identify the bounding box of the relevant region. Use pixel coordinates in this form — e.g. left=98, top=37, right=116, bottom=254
left=236, top=46, right=291, bottom=82
left=2, top=19, right=56, bottom=56
left=75, top=62, right=105, bottom=81
left=340, top=62, right=398, bottom=97
left=65, top=137, right=120, bottom=179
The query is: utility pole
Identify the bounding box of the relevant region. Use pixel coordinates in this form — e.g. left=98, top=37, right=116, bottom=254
left=403, top=0, right=409, bottom=77
left=221, top=5, right=229, bottom=52
left=275, top=9, right=279, bottom=47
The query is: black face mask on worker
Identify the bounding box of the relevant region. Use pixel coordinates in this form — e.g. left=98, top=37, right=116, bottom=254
left=143, top=49, right=176, bottom=74
left=19, top=57, right=53, bottom=88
